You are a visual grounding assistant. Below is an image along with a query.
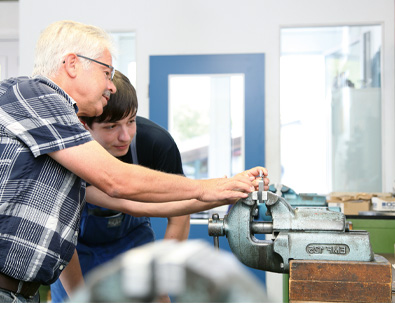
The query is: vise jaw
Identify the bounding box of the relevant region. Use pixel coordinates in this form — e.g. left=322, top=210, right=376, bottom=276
left=208, top=191, right=374, bottom=273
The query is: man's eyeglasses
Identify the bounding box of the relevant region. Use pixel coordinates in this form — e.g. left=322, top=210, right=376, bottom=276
left=77, top=54, right=115, bottom=81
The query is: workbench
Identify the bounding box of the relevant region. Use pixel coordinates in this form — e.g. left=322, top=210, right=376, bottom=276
left=283, top=213, right=395, bottom=302
left=288, top=255, right=392, bottom=302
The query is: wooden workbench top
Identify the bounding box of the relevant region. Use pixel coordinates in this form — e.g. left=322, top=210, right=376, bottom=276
left=289, top=255, right=393, bottom=303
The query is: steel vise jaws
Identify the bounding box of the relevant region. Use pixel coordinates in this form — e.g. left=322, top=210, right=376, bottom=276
left=208, top=191, right=374, bottom=273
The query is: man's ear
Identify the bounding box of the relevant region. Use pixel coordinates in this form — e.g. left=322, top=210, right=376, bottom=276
left=62, top=53, right=78, bottom=78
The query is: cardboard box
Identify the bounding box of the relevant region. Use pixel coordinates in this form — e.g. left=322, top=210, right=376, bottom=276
left=328, top=192, right=393, bottom=215
left=327, top=199, right=370, bottom=215
left=329, top=192, right=392, bottom=199
left=372, top=196, right=395, bottom=211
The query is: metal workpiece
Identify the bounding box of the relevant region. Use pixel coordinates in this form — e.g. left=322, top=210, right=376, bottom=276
left=208, top=190, right=375, bottom=273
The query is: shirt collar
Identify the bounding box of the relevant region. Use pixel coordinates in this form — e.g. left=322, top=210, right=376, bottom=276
left=33, top=75, right=79, bottom=113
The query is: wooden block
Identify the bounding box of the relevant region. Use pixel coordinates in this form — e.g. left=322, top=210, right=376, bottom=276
left=289, top=255, right=392, bottom=303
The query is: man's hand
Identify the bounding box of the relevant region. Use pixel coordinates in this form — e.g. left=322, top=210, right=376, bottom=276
left=196, top=166, right=269, bottom=202
left=238, top=166, right=269, bottom=191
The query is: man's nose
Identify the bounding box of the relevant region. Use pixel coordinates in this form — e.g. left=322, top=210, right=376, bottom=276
left=108, top=80, right=116, bottom=93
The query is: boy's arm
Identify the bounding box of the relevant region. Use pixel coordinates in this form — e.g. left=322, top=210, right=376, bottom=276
left=59, top=249, right=84, bottom=298
left=164, top=216, right=190, bottom=241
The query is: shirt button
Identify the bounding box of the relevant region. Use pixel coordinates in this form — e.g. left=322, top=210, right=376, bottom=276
left=59, top=265, right=64, bottom=270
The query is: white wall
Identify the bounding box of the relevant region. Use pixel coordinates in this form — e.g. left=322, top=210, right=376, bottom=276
left=0, top=1, right=18, bottom=39
left=0, top=2, right=19, bottom=79
left=2, top=0, right=394, bottom=301
left=16, top=0, right=395, bottom=194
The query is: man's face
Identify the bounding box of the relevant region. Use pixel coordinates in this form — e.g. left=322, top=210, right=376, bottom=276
left=75, top=49, right=116, bottom=117
left=85, top=112, right=137, bottom=157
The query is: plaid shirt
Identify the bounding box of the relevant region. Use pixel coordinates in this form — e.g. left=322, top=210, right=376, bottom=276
left=0, top=76, right=93, bottom=285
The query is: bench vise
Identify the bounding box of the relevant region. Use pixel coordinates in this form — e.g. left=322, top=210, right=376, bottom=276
left=208, top=191, right=374, bottom=273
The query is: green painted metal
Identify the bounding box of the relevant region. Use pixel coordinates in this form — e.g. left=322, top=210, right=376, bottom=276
left=349, top=218, right=395, bottom=254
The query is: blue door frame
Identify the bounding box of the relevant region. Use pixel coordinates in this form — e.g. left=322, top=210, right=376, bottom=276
left=149, top=54, right=267, bottom=287
left=149, top=54, right=265, bottom=170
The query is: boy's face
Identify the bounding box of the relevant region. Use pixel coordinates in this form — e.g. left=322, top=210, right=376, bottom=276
left=85, top=111, right=137, bottom=157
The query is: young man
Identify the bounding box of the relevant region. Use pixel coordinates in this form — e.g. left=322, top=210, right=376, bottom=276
left=50, top=71, right=191, bottom=302
left=0, top=20, right=268, bottom=303
left=51, top=71, right=259, bottom=302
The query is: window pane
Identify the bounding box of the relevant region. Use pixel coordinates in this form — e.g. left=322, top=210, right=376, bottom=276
left=110, top=32, right=136, bottom=87
left=280, top=25, right=382, bottom=193
left=169, top=74, right=244, bottom=213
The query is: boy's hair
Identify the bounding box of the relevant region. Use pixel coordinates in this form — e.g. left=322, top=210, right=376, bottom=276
left=32, top=20, right=115, bottom=78
left=80, top=70, right=138, bottom=127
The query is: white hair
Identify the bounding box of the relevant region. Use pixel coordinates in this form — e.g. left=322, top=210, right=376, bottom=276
left=32, top=20, right=116, bottom=78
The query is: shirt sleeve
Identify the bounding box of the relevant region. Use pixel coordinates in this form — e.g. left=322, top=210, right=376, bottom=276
left=2, top=79, right=92, bottom=157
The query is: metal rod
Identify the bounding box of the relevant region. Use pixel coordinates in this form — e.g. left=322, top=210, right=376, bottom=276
left=213, top=236, right=219, bottom=250
left=251, top=221, right=273, bottom=234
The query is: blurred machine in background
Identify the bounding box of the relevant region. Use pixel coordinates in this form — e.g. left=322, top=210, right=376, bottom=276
left=69, top=240, right=269, bottom=303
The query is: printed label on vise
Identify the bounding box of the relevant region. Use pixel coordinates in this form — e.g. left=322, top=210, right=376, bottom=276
left=306, top=244, right=350, bottom=255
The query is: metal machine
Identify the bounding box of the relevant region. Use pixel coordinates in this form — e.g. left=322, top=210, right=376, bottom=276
left=208, top=186, right=374, bottom=273
left=70, top=240, right=269, bottom=303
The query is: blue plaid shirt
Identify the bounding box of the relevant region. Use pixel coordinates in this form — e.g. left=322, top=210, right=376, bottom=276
left=0, top=76, right=93, bottom=285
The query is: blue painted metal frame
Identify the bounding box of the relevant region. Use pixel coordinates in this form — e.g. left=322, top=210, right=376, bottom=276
left=149, top=53, right=265, bottom=170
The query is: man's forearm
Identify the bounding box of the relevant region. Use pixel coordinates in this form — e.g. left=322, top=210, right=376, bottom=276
left=50, top=141, right=266, bottom=203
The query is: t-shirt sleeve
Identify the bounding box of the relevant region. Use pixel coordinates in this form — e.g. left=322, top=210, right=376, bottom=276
left=154, top=137, right=184, bottom=175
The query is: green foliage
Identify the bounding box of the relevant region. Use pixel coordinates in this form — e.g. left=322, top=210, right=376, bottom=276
left=174, top=104, right=209, bottom=140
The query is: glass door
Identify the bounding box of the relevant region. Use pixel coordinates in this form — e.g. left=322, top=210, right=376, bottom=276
left=168, top=74, right=244, bottom=215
